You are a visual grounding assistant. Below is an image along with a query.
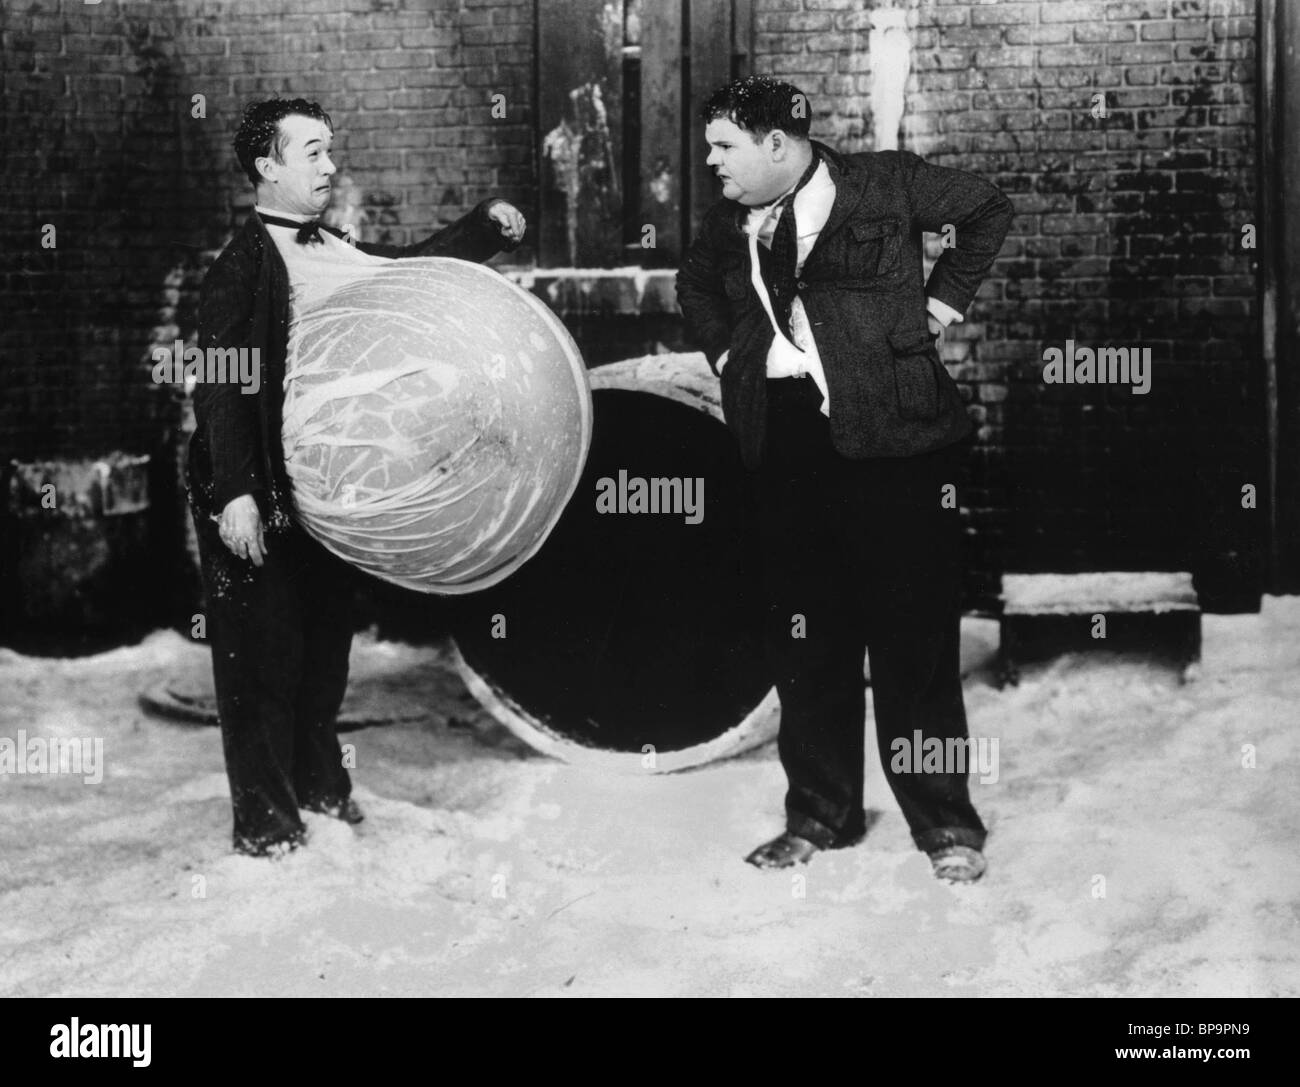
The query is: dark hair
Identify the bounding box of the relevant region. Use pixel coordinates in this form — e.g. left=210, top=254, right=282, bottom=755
left=233, top=98, right=333, bottom=186
left=700, top=76, right=811, bottom=141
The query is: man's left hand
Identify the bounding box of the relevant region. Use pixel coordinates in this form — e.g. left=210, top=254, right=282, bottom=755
left=487, top=201, right=527, bottom=244
left=927, top=313, right=945, bottom=343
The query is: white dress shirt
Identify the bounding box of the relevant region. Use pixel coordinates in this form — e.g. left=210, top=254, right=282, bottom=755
left=745, top=159, right=836, bottom=414
left=255, top=205, right=391, bottom=317
left=254, top=205, right=395, bottom=405
left=255, top=206, right=398, bottom=472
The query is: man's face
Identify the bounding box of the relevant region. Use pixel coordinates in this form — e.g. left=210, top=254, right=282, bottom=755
left=256, top=113, right=337, bottom=216
left=704, top=117, right=783, bottom=206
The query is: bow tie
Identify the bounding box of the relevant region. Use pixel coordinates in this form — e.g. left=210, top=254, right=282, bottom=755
left=259, top=212, right=345, bottom=245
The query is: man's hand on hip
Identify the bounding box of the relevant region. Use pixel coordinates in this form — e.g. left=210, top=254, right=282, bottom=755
left=218, top=494, right=267, bottom=567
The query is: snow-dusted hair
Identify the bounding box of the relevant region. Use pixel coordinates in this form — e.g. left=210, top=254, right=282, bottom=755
left=701, top=76, right=811, bottom=142
left=233, top=97, right=333, bottom=186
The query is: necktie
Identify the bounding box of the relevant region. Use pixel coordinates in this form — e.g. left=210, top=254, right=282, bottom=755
left=259, top=212, right=346, bottom=246
left=757, top=154, right=819, bottom=339
left=768, top=198, right=799, bottom=338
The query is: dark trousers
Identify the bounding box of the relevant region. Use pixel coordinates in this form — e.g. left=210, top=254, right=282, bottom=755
left=194, top=514, right=355, bottom=854
left=752, top=377, right=986, bottom=854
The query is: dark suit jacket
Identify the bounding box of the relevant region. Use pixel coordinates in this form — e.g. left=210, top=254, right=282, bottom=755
left=676, top=143, right=1014, bottom=469
left=186, top=200, right=511, bottom=533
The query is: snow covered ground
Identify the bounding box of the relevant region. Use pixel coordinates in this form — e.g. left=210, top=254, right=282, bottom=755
left=1, top=598, right=1297, bottom=998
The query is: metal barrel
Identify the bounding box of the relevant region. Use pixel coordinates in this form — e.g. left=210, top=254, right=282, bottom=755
left=448, top=353, right=778, bottom=773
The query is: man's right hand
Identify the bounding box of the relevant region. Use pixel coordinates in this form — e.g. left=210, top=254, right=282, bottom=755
left=218, top=494, right=267, bottom=567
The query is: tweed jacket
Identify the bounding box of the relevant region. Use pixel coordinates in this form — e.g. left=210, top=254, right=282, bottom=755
left=186, top=200, right=511, bottom=533
left=676, top=143, right=1014, bottom=469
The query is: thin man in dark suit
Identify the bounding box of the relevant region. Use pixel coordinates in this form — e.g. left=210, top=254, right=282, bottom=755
left=188, top=98, right=525, bottom=856
left=676, top=77, right=1014, bottom=881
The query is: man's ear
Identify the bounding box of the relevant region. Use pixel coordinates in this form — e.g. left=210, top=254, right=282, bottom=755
left=768, top=129, right=789, bottom=160
left=255, top=155, right=278, bottom=184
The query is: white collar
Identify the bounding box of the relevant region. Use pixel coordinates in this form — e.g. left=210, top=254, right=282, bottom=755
left=745, top=159, right=834, bottom=233
left=254, top=204, right=314, bottom=224
left=750, top=159, right=831, bottom=209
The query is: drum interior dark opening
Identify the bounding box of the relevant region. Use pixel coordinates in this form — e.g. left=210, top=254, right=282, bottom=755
left=450, top=388, right=772, bottom=754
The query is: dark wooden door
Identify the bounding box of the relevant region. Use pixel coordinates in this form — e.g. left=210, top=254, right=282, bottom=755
left=536, top=0, right=754, bottom=268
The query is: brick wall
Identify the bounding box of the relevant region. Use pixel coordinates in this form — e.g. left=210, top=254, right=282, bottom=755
left=752, top=0, right=1263, bottom=611
left=1, top=0, right=534, bottom=456
left=0, top=0, right=536, bottom=625
left=0, top=0, right=1265, bottom=624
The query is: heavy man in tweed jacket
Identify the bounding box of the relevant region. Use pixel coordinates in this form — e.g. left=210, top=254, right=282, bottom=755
left=676, top=77, right=1014, bottom=881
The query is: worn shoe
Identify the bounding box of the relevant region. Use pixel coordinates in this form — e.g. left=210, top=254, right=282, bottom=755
left=234, top=828, right=306, bottom=859
left=304, top=797, right=365, bottom=825
left=744, top=832, right=820, bottom=869
left=929, top=845, right=987, bottom=883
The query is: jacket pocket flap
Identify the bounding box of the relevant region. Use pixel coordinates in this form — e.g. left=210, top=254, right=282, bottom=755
left=850, top=216, right=899, bottom=242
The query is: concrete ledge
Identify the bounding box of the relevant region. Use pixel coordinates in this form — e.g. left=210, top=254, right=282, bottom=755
left=997, top=572, right=1202, bottom=687
left=6, top=454, right=150, bottom=519
left=502, top=266, right=680, bottom=317
left=1001, top=572, right=1200, bottom=615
